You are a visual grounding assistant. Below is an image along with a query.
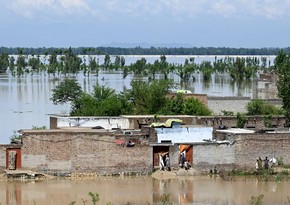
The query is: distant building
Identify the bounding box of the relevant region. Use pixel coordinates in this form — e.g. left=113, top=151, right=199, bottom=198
left=253, top=72, right=279, bottom=100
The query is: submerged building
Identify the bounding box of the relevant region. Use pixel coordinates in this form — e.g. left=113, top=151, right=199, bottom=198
left=1, top=115, right=290, bottom=176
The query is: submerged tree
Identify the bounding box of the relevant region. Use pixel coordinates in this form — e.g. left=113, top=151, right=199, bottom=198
left=50, top=78, right=83, bottom=105
left=0, top=53, right=9, bottom=73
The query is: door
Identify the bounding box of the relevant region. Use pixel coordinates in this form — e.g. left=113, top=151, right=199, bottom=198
left=153, top=146, right=169, bottom=169
left=6, top=148, right=21, bottom=170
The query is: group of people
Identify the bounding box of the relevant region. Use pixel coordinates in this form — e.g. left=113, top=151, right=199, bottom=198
left=255, top=156, right=270, bottom=171
left=159, top=154, right=171, bottom=171
left=159, top=151, right=192, bottom=171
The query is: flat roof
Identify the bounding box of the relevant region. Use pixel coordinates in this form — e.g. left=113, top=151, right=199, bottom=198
left=215, top=128, right=255, bottom=134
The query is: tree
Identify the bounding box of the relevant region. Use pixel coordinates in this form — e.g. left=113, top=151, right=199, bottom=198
left=246, top=99, right=283, bottom=115
left=70, top=84, right=131, bottom=116
left=129, top=80, right=172, bottom=114
left=273, top=50, right=290, bottom=125
left=0, top=53, right=9, bottom=73
left=182, top=98, right=212, bottom=115
left=62, top=47, right=82, bottom=74
left=50, top=78, right=82, bottom=105
left=161, top=93, right=185, bottom=115
left=103, top=54, right=111, bottom=70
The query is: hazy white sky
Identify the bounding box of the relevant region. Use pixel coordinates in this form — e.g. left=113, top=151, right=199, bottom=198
left=1, top=0, right=290, bottom=48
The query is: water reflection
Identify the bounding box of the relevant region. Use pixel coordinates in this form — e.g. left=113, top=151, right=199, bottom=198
left=0, top=176, right=289, bottom=205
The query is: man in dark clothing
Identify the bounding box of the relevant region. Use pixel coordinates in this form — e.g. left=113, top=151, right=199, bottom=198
left=264, top=157, right=269, bottom=169
left=180, top=152, right=185, bottom=168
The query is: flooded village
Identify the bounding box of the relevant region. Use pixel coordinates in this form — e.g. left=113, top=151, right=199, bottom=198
left=1, top=69, right=290, bottom=205
left=1, top=72, right=289, bottom=179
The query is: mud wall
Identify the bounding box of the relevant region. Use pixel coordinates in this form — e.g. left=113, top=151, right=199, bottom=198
left=233, top=132, right=290, bottom=170
left=21, top=130, right=152, bottom=176
left=190, top=132, right=290, bottom=172
left=192, top=143, right=236, bottom=172
left=0, top=145, right=6, bottom=170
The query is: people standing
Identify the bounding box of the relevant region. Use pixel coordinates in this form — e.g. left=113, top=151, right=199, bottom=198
left=258, top=157, right=263, bottom=171
left=264, top=157, right=269, bottom=169
left=165, top=155, right=171, bottom=171
left=180, top=152, right=185, bottom=168
left=159, top=154, right=164, bottom=171
left=255, top=158, right=259, bottom=172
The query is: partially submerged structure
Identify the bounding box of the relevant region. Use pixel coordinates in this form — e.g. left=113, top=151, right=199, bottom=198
left=1, top=115, right=290, bottom=176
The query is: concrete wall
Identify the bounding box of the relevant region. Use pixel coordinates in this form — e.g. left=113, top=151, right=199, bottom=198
left=156, top=127, right=213, bottom=143
left=207, top=97, right=250, bottom=115
left=21, top=129, right=152, bottom=176
left=50, top=116, right=130, bottom=130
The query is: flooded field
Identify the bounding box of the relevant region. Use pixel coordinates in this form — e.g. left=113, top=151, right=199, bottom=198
left=0, top=175, right=289, bottom=205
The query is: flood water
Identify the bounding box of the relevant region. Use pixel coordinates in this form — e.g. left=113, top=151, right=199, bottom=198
left=0, top=55, right=276, bottom=144
left=0, top=176, right=289, bottom=205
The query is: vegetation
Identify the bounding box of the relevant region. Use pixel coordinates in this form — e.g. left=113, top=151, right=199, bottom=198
left=246, top=99, right=284, bottom=115
left=10, top=130, right=22, bottom=144
left=236, top=112, right=247, bottom=128
left=68, top=191, right=290, bottom=205
left=250, top=194, right=264, bottom=205
left=52, top=79, right=212, bottom=116
left=273, top=50, right=290, bottom=126
left=50, top=79, right=82, bottom=105
left=0, top=46, right=289, bottom=55
left=69, top=192, right=173, bottom=205
left=0, top=47, right=275, bottom=85
left=32, top=126, right=47, bottom=130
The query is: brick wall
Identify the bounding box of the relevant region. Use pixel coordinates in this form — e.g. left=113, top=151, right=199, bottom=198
left=0, top=145, right=6, bottom=170
left=183, top=132, right=290, bottom=173
left=167, top=93, right=208, bottom=106
left=16, top=126, right=290, bottom=175
left=21, top=129, right=152, bottom=176
left=196, top=115, right=286, bottom=129
left=234, top=133, right=290, bottom=170
left=190, top=143, right=235, bottom=172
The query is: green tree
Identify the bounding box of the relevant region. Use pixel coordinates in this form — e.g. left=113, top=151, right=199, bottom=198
left=48, top=51, right=58, bottom=75
left=161, top=93, right=185, bottom=115
left=129, top=80, right=172, bottom=114
left=273, top=50, right=290, bottom=125
left=28, top=54, right=41, bottom=73
left=70, top=84, right=131, bottom=116
left=88, top=56, right=99, bottom=76
left=236, top=112, right=247, bottom=128
left=103, top=54, right=111, bottom=70
left=62, top=47, right=82, bottom=74
left=50, top=78, right=83, bottom=105
left=9, top=56, right=15, bottom=75
left=0, top=53, right=9, bottom=73
left=246, top=99, right=283, bottom=115
left=183, top=98, right=212, bottom=115
left=130, top=58, right=147, bottom=75
left=16, top=53, right=27, bottom=76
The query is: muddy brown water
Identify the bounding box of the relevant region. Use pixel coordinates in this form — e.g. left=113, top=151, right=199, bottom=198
left=0, top=175, right=289, bottom=205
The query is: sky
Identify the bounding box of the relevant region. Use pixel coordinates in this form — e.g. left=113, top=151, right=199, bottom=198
left=0, top=0, right=290, bottom=48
